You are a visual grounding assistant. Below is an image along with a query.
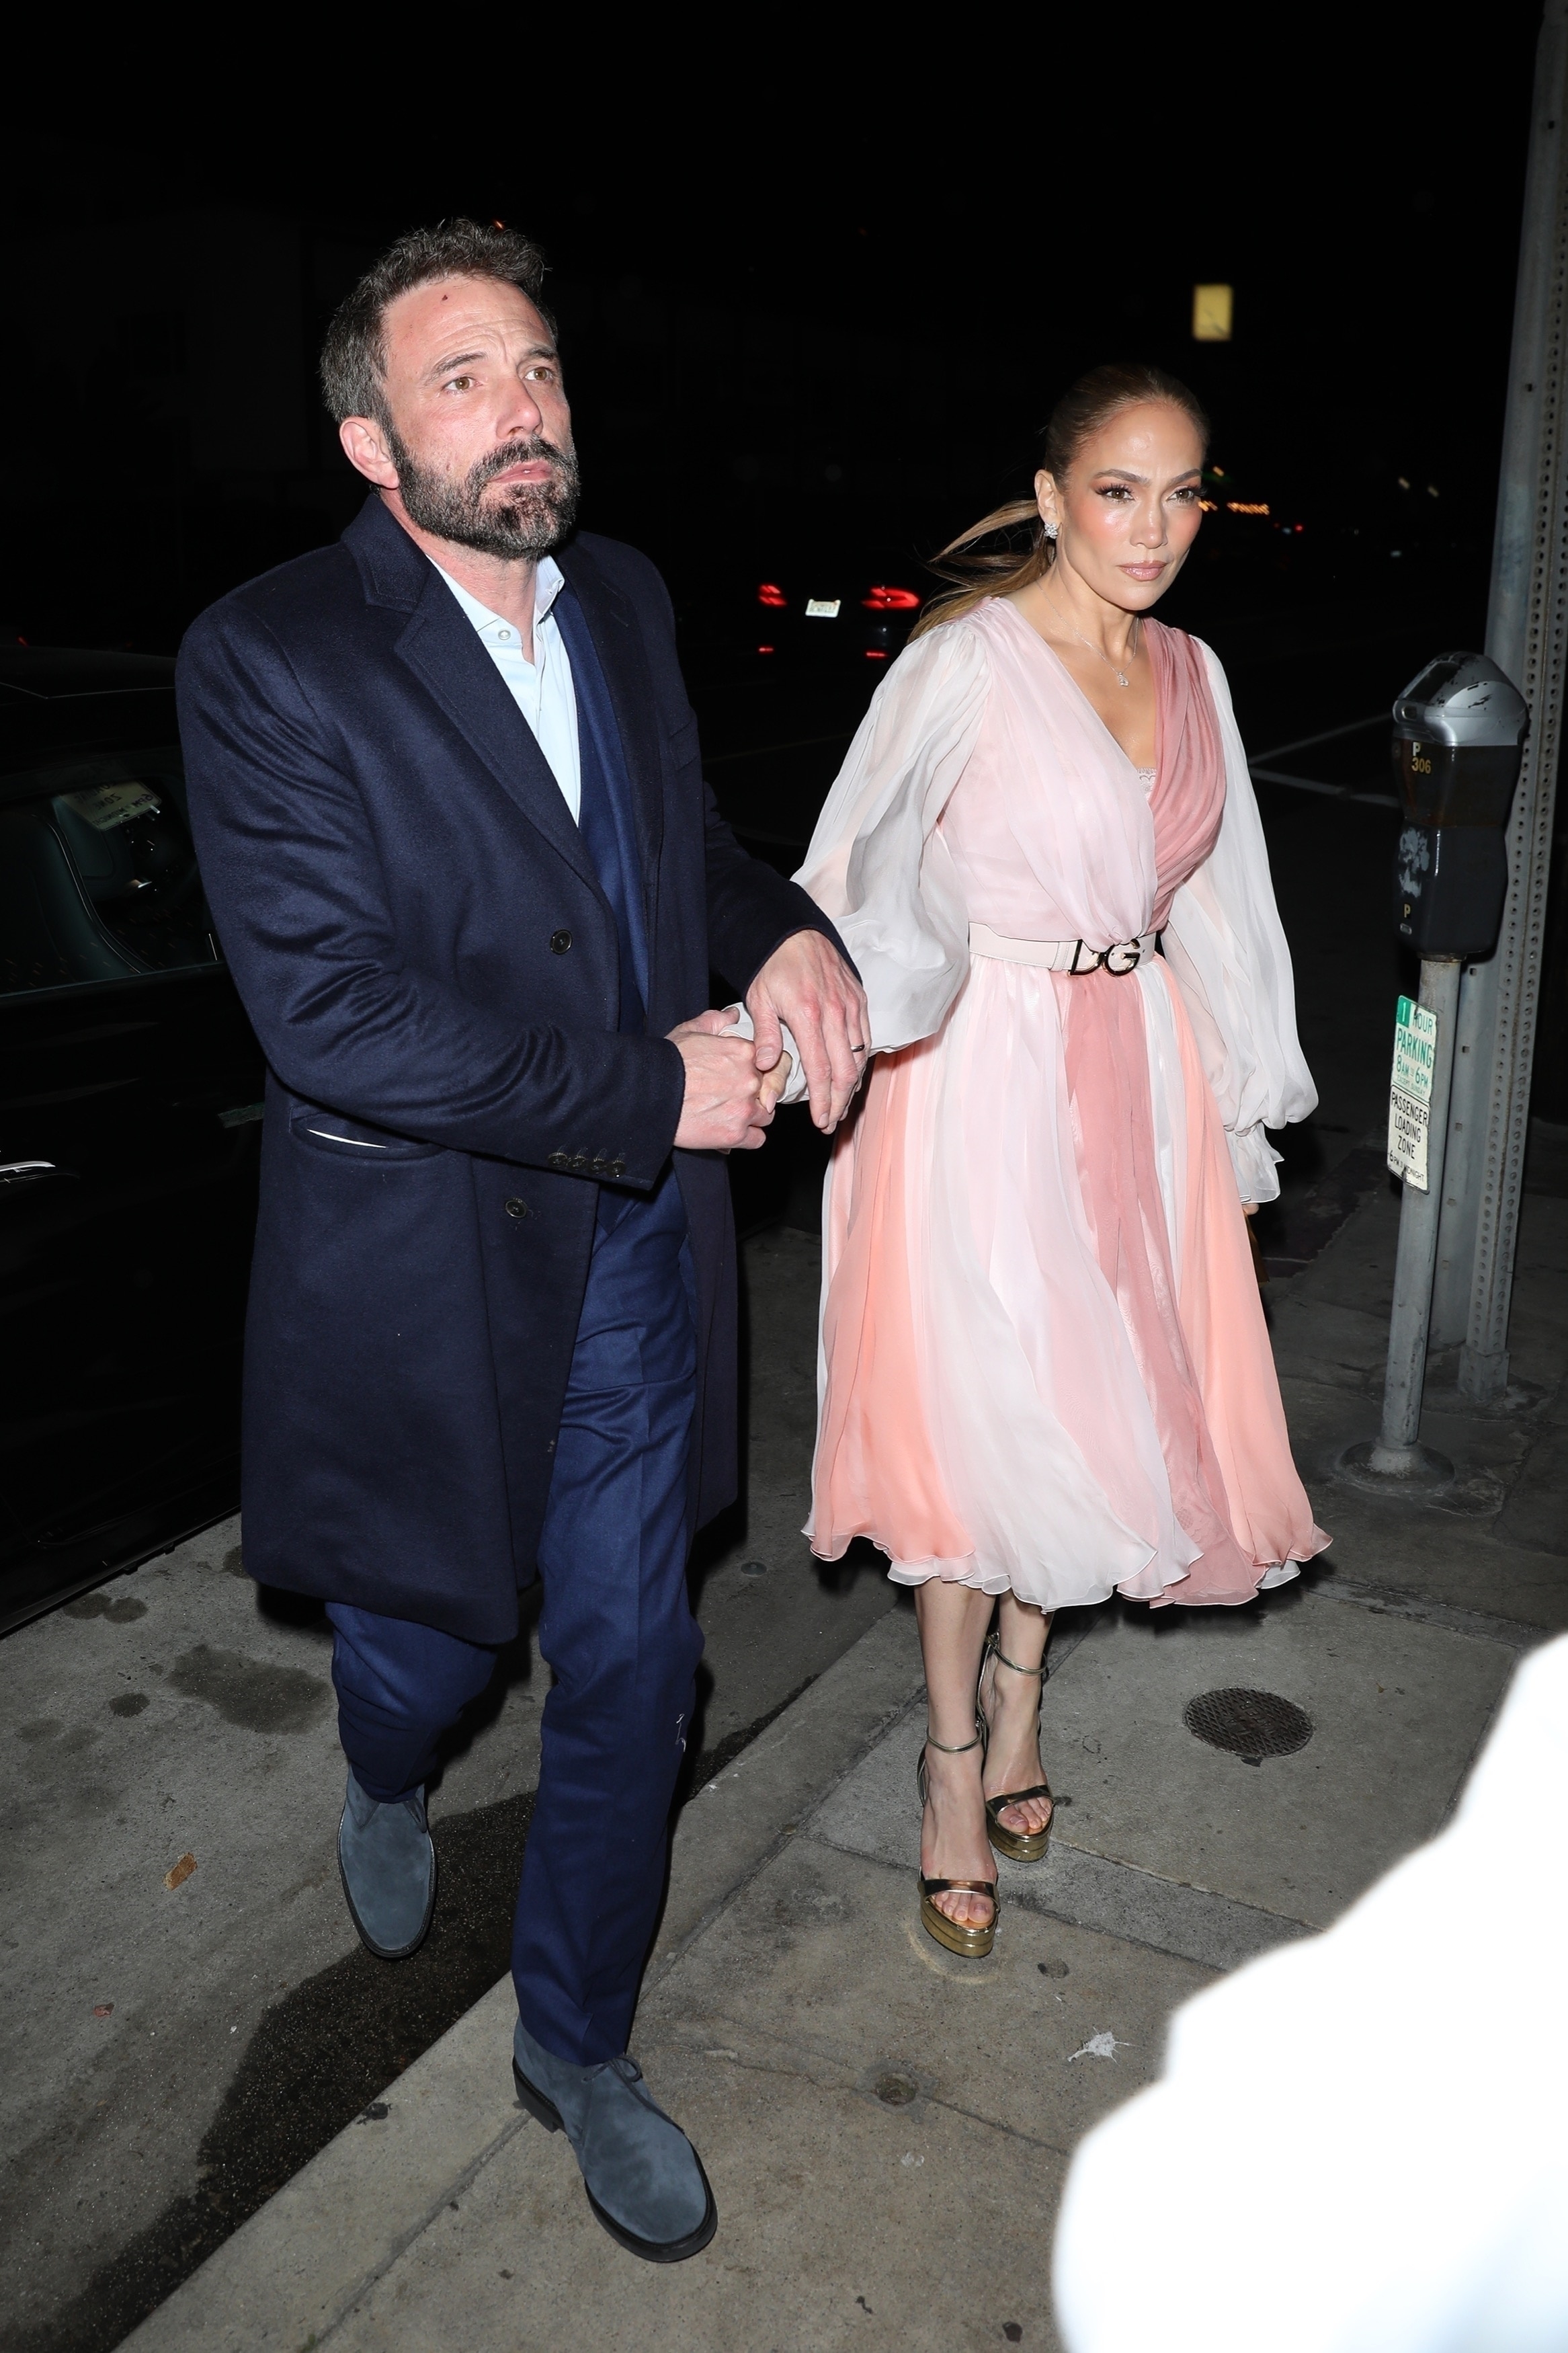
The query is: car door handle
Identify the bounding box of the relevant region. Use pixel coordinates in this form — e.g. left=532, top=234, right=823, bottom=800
left=0, top=1160, right=58, bottom=1184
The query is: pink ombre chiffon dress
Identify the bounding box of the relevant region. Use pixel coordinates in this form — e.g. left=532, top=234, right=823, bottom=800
left=795, top=599, right=1329, bottom=1609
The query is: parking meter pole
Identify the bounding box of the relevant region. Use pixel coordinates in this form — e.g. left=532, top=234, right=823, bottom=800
left=1339, top=643, right=1525, bottom=1502
left=1432, top=0, right=1568, bottom=1375
left=1370, top=956, right=1461, bottom=1477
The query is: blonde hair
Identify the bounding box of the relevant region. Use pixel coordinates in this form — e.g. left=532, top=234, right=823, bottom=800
left=911, top=362, right=1210, bottom=641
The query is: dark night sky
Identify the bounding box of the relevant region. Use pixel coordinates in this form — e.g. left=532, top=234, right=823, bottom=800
left=1, top=11, right=1546, bottom=633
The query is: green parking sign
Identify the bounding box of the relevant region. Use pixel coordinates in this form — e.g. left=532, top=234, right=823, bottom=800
left=1388, top=994, right=1437, bottom=1191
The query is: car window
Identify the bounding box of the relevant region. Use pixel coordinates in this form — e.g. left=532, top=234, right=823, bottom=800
left=0, top=747, right=222, bottom=996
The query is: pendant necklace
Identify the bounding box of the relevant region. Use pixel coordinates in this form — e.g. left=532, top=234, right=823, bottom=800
left=1043, top=585, right=1139, bottom=688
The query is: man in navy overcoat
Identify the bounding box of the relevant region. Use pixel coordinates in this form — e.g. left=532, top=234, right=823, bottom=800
left=176, top=221, right=866, bottom=2263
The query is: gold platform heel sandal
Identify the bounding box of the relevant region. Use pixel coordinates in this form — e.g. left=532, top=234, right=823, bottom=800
left=980, top=1634, right=1055, bottom=1864
left=916, top=1727, right=999, bottom=1960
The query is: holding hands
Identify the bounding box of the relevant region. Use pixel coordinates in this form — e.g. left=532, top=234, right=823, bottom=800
left=668, top=930, right=867, bottom=1152
left=668, top=1008, right=789, bottom=1152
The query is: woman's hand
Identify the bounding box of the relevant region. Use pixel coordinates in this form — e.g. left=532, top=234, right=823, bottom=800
left=746, top=930, right=869, bottom=1132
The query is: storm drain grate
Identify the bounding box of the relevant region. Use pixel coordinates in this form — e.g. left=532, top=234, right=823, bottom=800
left=1183, top=1687, right=1314, bottom=1760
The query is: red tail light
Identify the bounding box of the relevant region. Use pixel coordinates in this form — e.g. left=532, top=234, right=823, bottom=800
left=864, top=648, right=888, bottom=660
left=861, top=586, right=920, bottom=610
left=757, top=583, right=788, bottom=608
left=757, top=644, right=776, bottom=655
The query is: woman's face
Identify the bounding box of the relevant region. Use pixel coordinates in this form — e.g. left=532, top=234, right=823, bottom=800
left=1036, top=401, right=1206, bottom=611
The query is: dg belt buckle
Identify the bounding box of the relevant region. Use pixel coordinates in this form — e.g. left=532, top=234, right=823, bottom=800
left=1070, top=938, right=1145, bottom=975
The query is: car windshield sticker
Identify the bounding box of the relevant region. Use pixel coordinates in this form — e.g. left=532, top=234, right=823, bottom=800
left=60, top=783, right=163, bottom=832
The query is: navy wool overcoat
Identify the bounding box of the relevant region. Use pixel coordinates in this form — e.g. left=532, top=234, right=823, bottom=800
left=176, top=496, right=841, bottom=1642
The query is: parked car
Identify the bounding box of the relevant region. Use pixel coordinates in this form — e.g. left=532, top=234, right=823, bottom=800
left=749, top=565, right=924, bottom=668
left=0, top=646, right=265, bottom=1635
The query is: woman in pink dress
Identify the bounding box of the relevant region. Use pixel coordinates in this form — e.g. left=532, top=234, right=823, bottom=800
left=794, top=365, right=1328, bottom=1958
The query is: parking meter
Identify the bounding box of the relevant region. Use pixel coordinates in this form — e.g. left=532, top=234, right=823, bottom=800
left=1392, top=653, right=1528, bottom=959
left=1340, top=649, right=1532, bottom=1501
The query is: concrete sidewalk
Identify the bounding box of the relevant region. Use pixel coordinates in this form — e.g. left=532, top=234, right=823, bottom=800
left=1, top=1227, right=894, bottom=2352
left=117, top=1165, right=1567, bottom=2353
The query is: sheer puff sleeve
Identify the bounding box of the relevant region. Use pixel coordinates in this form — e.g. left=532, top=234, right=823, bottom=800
left=1161, top=642, right=1317, bottom=1205
left=792, top=619, right=991, bottom=1053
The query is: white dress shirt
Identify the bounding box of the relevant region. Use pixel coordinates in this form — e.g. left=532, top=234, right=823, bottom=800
left=434, top=556, right=582, bottom=822
left=436, top=551, right=805, bottom=1093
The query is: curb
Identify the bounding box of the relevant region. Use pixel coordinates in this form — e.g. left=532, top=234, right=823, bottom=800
left=120, top=1606, right=926, bottom=2350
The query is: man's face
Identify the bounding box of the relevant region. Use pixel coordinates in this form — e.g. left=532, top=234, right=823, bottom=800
left=343, top=275, right=579, bottom=559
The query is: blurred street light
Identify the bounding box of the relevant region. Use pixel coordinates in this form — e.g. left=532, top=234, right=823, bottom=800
left=1192, top=284, right=1233, bottom=341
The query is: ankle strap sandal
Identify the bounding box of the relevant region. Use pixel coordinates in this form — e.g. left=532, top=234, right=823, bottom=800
left=915, top=1726, right=997, bottom=1958
left=980, top=1634, right=1055, bottom=1864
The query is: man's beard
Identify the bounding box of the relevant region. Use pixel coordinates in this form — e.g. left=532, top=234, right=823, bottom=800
left=387, top=428, right=581, bottom=559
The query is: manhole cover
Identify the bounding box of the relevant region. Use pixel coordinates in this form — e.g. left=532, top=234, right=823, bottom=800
left=1183, top=1687, right=1313, bottom=1759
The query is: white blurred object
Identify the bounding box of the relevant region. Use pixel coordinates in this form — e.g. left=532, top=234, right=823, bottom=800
left=1053, top=1634, right=1568, bottom=2353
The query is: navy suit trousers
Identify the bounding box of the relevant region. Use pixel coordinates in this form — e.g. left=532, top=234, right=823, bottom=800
left=328, top=1164, right=703, bottom=2063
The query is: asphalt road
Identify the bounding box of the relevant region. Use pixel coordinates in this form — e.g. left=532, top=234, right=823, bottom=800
left=2, top=582, right=1467, bottom=2352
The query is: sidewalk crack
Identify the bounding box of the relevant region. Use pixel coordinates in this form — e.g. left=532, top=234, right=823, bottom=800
left=651, top=2037, right=1073, bottom=2161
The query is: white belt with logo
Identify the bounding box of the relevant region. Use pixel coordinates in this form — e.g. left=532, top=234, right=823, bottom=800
left=968, top=922, right=1158, bottom=975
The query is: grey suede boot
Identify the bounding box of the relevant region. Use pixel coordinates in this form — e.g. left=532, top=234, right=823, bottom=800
left=512, top=2016, right=717, bottom=2262
left=337, top=1771, right=436, bottom=1959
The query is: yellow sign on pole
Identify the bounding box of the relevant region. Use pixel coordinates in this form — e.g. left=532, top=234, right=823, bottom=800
left=1192, top=284, right=1233, bottom=342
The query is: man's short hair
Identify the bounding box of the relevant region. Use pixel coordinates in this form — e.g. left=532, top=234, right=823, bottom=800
left=320, top=220, right=551, bottom=426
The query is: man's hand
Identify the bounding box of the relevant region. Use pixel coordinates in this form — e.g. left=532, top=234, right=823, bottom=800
left=746, top=930, right=869, bottom=1133
left=757, top=1049, right=794, bottom=1114
left=669, top=1008, right=776, bottom=1152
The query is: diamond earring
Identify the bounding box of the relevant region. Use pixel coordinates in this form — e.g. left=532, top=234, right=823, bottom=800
left=1043, top=522, right=1059, bottom=541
